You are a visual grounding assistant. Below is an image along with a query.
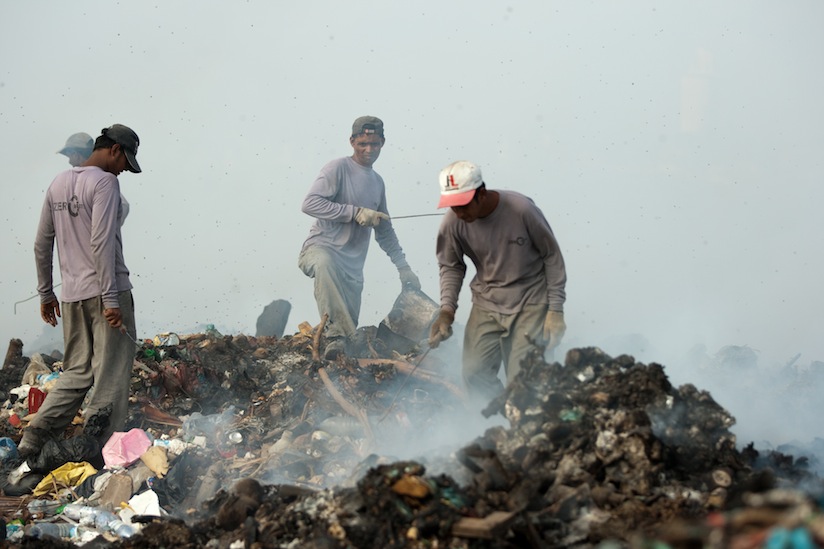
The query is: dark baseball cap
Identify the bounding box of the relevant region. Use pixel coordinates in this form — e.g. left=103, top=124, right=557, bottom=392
left=351, top=116, right=384, bottom=137
left=102, top=124, right=141, bottom=173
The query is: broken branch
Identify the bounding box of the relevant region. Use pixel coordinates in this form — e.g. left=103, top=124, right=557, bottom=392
left=312, top=313, right=329, bottom=361
left=317, top=367, right=375, bottom=446
left=357, top=358, right=467, bottom=402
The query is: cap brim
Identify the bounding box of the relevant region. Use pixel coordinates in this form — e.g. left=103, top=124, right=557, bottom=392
left=124, top=150, right=142, bottom=173
left=437, top=189, right=476, bottom=209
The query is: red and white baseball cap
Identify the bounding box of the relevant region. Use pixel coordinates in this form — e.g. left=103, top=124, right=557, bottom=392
left=437, top=160, right=483, bottom=208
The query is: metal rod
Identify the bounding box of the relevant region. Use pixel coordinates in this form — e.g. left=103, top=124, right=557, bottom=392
left=390, top=213, right=445, bottom=220
left=377, top=346, right=432, bottom=423
left=119, top=325, right=144, bottom=348
left=13, top=283, right=62, bottom=314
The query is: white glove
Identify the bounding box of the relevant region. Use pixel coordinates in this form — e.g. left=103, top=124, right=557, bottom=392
left=543, top=311, right=566, bottom=351
left=355, top=208, right=390, bottom=227
left=428, top=309, right=455, bottom=349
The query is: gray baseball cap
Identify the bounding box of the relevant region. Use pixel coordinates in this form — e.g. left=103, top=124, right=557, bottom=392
left=58, top=132, right=94, bottom=156
left=102, top=124, right=142, bottom=173
left=351, top=116, right=384, bottom=137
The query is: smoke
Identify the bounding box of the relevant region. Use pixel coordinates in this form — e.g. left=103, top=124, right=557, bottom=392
left=2, top=2, right=823, bottom=472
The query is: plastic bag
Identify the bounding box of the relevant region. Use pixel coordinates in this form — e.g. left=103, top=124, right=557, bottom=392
left=102, top=429, right=152, bottom=469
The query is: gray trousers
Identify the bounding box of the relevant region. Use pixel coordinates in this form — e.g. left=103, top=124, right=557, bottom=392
left=462, top=302, right=547, bottom=404
left=30, top=290, right=136, bottom=444
left=298, top=246, right=362, bottom=339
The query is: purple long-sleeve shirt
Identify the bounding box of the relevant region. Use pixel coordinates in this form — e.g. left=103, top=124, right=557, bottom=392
left=34, top=166, right=132, bottom=309
left=436, top=190, right=566, bottom=315
left=300, top=156, right=408, bottom=281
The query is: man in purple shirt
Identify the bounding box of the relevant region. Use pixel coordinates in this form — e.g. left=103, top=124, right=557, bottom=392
left=429, top=160, right=567, bottom=404
left=23, top=124, right=142, bottom=457
left=299, top=116, right=420, bottom=359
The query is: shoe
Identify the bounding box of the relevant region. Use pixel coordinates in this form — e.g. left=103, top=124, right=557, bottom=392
left=16, top=427, right=49, bottom=458
left=324, top=338, right=346, bottom=360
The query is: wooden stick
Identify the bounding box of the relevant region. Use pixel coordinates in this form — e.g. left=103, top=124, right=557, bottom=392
left=452, top=511, right=517, bottom=539
left=317, top=367, right=375, bottom=446
left=141, top=403, right=183, bottom=427
left=356, top=358, right=466, bottom=401
left=312, top=313, right=329, bottom=361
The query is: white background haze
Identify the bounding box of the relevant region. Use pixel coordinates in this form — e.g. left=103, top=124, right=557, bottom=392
left=1, top=2, right=823, bottom=452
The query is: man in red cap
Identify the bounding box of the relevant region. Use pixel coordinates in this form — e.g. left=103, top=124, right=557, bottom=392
left=429, top=160, right=567, bottom=403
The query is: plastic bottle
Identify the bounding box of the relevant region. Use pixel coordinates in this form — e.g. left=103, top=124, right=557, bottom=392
left=25, top=499, right=61, bottom=517
left=62, top=504, right=135, bottom=538
left=107, top=518, right=136, bottom=538
left=29, top=522, right=76, bottom=539
left=62, top=503, right=102, bottom=523
left=205, top=324, right=222, bottom=338
left=181, top=405, right=237, bottom=440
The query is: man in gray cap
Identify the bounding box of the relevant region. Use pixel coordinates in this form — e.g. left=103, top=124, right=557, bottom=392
left=58, top=131, right=131, bottom=226
left=429, top=160, right=567, bottom=405
left=58, top=132, right=94, bottom=168
left=23, top=124, right=142, bottom=457
left=299, top=116, right=421, bottom=359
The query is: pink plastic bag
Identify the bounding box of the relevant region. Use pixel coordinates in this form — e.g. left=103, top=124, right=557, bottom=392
left=102, top=428, right=152, bottom=468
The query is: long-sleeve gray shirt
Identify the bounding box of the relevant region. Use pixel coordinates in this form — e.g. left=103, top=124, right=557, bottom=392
left=34, top=166, right=132, bottom=309
left=436, top=190, right=566, bottom=315
left=300, top=156, right=408, bottom=281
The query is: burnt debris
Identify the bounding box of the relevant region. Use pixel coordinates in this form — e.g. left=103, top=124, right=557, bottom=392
left=0, top=323, right=822, bottom=548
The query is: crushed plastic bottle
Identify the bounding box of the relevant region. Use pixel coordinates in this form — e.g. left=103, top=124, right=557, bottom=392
left=26, top=498, right=62, bottom=517
left=62, top=504, right=135, bottom=538
left=181, top=405, right=237, bottom=440
left=29, top=522, right=76, bottom=539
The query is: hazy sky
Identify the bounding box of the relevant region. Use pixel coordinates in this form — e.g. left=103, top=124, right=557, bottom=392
left=2, top=2, right=823, bottom=445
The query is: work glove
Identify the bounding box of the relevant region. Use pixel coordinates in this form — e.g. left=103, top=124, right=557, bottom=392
left=355, top=207, right=390, bottom=227
left=428, top=309, right=455, bottom=349
left=543, top=310, right=566, bottom=351
left=398, top=266, right=421, bottom=291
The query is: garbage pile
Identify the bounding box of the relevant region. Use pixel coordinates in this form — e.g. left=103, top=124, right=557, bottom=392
left=1, top=319, right=823, bottom=547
